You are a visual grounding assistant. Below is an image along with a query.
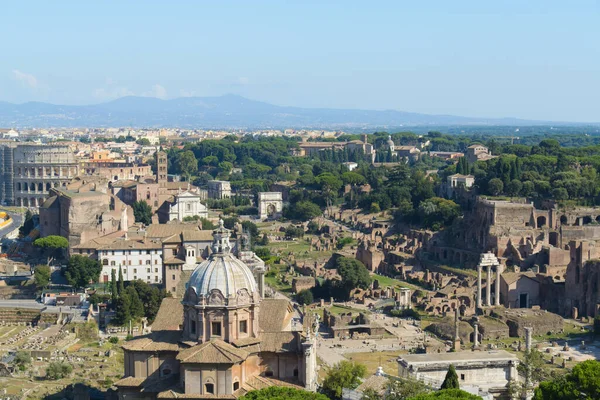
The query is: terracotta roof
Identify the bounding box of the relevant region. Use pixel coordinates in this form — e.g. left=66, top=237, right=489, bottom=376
left=144, top=223, right=199, bottom=239
left=163, top=257, right=185, bottom=265
left=177, top=339, right=249, bottom=364
left=182, top=230, right=213, bottom=242
left=97, top=238, right=162, bottom=250
left=259, top=332, right=299, bottom=353
left=501, top=271, right=539, bottom=286
left=114, top=376, right=145, bottom=387
left=356, top=375, right=388, bottom=395
left=258, top=299, right=293, bottom=332
left=151, top=298, right=184, bottom=331
left=122, top=330, right=181, bottom=352
left=72, top=230, right=132, bottom=249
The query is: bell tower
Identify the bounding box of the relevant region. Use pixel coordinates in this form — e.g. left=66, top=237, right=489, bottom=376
left=157, top=151, right=167, bottom=188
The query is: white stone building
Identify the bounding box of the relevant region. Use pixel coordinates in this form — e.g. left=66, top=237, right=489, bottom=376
left=397, top=351, right=518, bottom=397
left=98, top=238, right=163, bottom=284
left=166, top=191, right=208, bottom=222
left=207, top=180, right=231, bottom=199
left=258, top=192, right=283, bottom=219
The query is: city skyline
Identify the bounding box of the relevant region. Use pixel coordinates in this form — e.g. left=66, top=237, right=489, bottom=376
left=2, top=1, right=599, bottom=122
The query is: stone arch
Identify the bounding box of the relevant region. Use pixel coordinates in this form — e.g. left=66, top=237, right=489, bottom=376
left=549, top=231, right=559, bottom=247
left=560, top=215, right=568, bottom=225
left=536, top=216, right=547, bottom=228
left=583, top=216, right=593, bottom=225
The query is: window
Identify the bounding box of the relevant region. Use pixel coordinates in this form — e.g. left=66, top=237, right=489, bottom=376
left=146, top=260, right=151, bottom=265
left=461, top=374, right=465, bottom=381
left=172, top=274, right=176, bottom=280
left=172, top=287, right=176, bottom=292
left=110, top=261, right=115, bottom=266
left=211, top=322, right=222, bottom=336
left=265, top=370, right=273, bottom=377
left=134, top=276, right=137, bottom=280
left=146, top=250, right=151, bottom=255
left=134, top=268, right=137, bottom=273
left=111, top=251, right=115, bottom=255
left=204, top=383, right=214, bottom=394
left=155, top=276, right=158, bottom=282
left=155, top=268, right=158, bottom=273
left=128, top=260, right=131, bottom=266
left=147, top=268, right=150, bottom=273
left=233, top=382, right=240, bottom=391
left=190, top=320, right=196, bottom=334
left=155, top=260, right=158, bottom=265
left=239, top=320, right=248, bottom=334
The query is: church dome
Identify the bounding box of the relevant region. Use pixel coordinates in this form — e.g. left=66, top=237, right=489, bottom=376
left=187, top=220, right=257, bottom=300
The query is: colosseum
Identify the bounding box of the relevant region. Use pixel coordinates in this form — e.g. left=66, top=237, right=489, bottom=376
left=12, top=144, right=79, bottom=207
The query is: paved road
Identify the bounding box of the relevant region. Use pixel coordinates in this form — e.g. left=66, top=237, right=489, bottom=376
left=0, top=211, right=23, bottom=239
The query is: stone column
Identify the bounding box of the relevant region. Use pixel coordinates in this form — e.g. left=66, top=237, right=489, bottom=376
left=477, top=265, right=482, bottom=308
left=256, top=269, right=265, bottom=299
left=486, top=265, right=492, bottom=306
left=495, top=264, right=502, bottom=306
left=473, top=321, right=479, bottom=348
left=525, top=327, right=533, bottom=352
left=453, top=308, right=460, bottom=352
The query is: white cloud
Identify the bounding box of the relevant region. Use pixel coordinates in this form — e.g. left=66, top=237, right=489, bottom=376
left=143, top=84, right=167, bottom=99
left=12, top=69, right=38, bottom=89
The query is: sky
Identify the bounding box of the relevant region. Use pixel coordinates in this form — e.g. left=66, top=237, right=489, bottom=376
left=1, top=0, right=599, bottom=122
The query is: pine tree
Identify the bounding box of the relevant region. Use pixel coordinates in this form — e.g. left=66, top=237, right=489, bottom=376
left=118, top=267, right=125, bottom=297
left=441, top=364, right=460, bottom=390
left=110, top=269, right=118, bottom=304
left=114, top=292, right=131, bottom=325
left=127, top=286, right=144, bottom=319
left=386, top=148, right=393, bottom=162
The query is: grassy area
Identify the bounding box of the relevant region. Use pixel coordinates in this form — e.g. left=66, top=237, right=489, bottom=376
left=264, top=264, right=293, bottom=294
left=346, top=350, right=402, bottom=375
left=371, top=274, right=421, bottom=290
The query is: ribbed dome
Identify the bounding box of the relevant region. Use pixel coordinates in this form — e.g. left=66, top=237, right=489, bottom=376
left=186, top=219, right=257, bottom=299
left=188, top=253, right=257, bottom=298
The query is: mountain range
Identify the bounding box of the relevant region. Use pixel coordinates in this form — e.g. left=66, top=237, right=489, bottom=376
left=0, top=94, right=586, bottom=129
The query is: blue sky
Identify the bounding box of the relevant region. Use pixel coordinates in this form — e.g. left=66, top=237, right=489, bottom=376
left=1, top=0, right=599, bottom=122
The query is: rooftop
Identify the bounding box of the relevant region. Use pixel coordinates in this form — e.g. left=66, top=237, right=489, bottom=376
left=398, top=350, right=517, bottom=365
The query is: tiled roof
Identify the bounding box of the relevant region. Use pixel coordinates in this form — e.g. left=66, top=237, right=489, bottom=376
left=144, top=223, right=199, bottom=239
left=122, top=330, right=181, bottom=352
left=97, top=238, right=162, bottom=250
left=151, top=298, right=183, bottom=331
left=259, top=332, right=298, bottom=353
left=259, top=299, right=293, bottom=332
left=177, top=339, right=248, bottom=364
left=182, top=230, right=213, bottom=242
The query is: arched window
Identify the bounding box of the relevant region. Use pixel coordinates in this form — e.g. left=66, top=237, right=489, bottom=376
left=102, top=259, right=109, bottom=266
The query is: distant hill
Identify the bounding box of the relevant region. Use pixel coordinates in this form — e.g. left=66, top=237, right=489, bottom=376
left=0, top=94, right=574, bottom=129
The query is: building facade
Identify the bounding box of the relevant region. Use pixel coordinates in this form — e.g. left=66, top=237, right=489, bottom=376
left=98, top=239, right=163, bottom=284
left=207, top=180, right=232, bottom=199
left=13, top=144, right=79, bottom=207
left=258, top=192, right=283, bottom=219
left=116, top=221, right=318, bottom=398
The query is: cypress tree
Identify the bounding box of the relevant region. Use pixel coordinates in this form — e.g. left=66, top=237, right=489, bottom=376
left=441, top=364, right=460, bottom=390
left=127, top=286, right=144, bottom=319
left=110, top=269, right=118, bottom=304
left=114, top=292, right=131, bottom=325
left=118, top=267, right=125, bottom=297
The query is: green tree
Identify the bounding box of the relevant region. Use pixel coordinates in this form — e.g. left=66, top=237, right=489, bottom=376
left=130, top=280, right=166, bottom=323
left=132, top=200, right=153, bottom=225
left=552, top=187, right=569, bottom=200
left=45, top=361, right=73, bottom=380
left=126, top=286, right=144, bottom=319
left=19, top=210, right=35, bottom=237
left=200, top=217, right=216, bottom=230
left=34, top=265, right=51, bottom=288
left=336, top=257, right=371, bottom=299
left=362, top=377, right=429, bottom=400
left=284, top=201, right=322, bottom=221
left=408, top=389, right=482, bottom=400
left=113, top=291, right=132, bottom=325
left=240, top=386, right=329, bottom=400
left=321, top=361, right=367, bottom=400
left=176, top=150, right=198, bottom=179
left=34, top=235, right=69, bottom=264
left=110, top=269, right=118, bottom=304
left=136, top=138, right=151, bottom=145
left=13, top=350, right=32, bottom=371
left=64, top=255, right=102, bottom=288
left=506, top=179, right=523, bottom=197
left=296, top=289, right=314, bottom=305
left=534, top=360, right=600, bottom=400
left=487, top=178, right=504, bottom=196
left=440, top=365, right=459, bottom=390
left=118, top=267, right=125, bottom=297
